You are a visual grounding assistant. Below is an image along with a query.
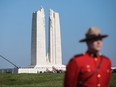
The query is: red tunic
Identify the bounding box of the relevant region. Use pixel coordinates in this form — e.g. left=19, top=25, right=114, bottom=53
left=64, top=52, right=112, bottom=87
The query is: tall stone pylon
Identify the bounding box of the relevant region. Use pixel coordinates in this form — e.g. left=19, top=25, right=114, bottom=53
left=47, top=9, right=62, bottom=65
left=31, top=7, right=46, bottom=66
left=18, top=8, right=66, bottom=73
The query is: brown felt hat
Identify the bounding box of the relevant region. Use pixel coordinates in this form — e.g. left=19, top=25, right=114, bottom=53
left=80, top=27, right=108, bottom=42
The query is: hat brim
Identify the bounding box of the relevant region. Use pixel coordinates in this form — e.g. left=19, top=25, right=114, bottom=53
left=79, top=35, right=108, bottom=42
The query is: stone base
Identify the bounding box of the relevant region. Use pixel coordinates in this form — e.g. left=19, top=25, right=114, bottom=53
left=18, top=65, right=66, bottom=73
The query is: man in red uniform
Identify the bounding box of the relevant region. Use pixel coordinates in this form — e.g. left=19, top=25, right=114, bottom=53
left=64, top=27, right=112, bottom=87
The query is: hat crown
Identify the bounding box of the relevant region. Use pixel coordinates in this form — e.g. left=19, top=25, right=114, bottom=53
left=86, top=27, right=100, bottom=37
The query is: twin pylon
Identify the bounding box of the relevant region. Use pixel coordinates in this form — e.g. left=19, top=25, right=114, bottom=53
left=31, top=8, right=62, bottom=66
left=18, top=7, right=65, bottom=73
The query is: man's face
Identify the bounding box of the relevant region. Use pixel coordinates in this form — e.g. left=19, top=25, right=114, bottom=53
left=87, top=38, right=103, bottom=52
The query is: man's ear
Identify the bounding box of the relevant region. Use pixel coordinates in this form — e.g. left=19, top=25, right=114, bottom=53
left=86, top=41, right=92, bottom=48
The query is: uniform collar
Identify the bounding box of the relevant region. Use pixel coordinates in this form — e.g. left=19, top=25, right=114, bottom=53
left=86, top=51, right=101, bottom=58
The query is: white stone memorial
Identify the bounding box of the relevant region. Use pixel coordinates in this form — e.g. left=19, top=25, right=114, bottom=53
left=18, top=8, right=66, bottom=73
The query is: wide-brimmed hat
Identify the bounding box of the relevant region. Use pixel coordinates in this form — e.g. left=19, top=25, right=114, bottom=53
left=80, top=27, right=108, bottom=42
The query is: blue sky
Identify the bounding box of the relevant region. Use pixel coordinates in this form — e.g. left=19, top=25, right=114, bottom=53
left=0, top=0, right=116, bottom=68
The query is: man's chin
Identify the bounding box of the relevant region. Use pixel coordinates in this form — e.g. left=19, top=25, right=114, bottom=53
left=95, top=49, right=101, bottom=52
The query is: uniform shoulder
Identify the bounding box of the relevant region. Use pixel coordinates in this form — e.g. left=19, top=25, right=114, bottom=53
left=74, top=53, right=83, bottom=58
left=68, top=54, right=83, bottom=64
left=101, top=55, right=111, bottom=65
left=101, top=55, right=110, bottom=60
left=69, top=54, right=83, bottom=62
left=69, top=54, right=83, bottom=63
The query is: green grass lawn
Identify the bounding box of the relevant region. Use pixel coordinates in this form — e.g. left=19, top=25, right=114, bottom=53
left=0, top=73, right=116, bottom=87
